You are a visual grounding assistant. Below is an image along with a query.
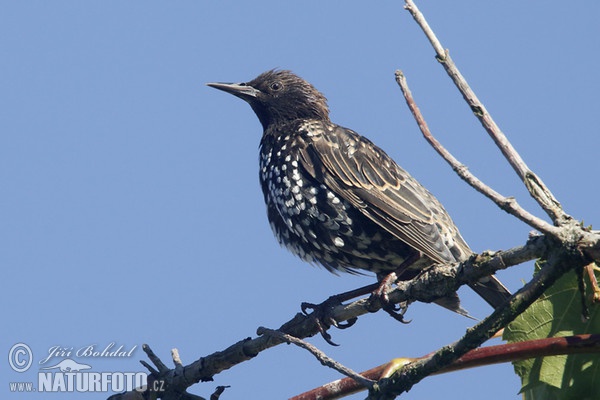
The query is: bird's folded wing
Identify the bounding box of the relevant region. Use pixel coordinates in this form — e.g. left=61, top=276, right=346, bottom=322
left=298, top=124, right=456, bottom=265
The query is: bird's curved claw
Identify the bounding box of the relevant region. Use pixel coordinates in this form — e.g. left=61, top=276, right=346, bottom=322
left=368, top=273, right=412, bottom=324
left=301, top=297, right=358, bottom=346
left=382, top=301, right=411, bottom=324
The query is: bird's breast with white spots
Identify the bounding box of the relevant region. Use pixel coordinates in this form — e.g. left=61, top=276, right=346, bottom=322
left=258, top=130, right=413, bottom=274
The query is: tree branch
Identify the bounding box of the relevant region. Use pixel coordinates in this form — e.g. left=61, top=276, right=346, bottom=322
left=403, top=0, right=567, bottom=225
left=112, top=236, right=559, bottom=400
left=394, top=70, right=561, bottom=237
left=291, top=334, right=600, bottom=400
left=368, top=245, right=590, bottom=399
left=110, top=3, right=600, bottom=398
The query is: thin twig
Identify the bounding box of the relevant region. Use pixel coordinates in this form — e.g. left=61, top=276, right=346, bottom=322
left=403, top=0, right=566, bottom=225
left=257, top=327, right=375, bottom=389
left=210, top=386, right=231, bottom=400
left=394, top=70, right=561, bottom=237
left=140, top=360, right=159, bottom=376
left=143, top=344, right=170, bottom=373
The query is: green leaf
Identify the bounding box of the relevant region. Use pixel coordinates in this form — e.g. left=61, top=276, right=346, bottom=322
left=503, top=261, right=600, bottom=400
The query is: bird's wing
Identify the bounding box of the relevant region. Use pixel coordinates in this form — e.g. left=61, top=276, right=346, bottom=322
left=298, top=123, right=463, bottom=265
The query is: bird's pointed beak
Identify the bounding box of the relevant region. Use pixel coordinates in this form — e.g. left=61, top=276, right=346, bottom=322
left=206, top=82, right=261, bottom=102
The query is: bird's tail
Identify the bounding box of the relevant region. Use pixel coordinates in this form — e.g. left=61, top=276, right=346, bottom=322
left=434, top=293, right=477, bottom=320
left=468, top=275, right=512, bottom=309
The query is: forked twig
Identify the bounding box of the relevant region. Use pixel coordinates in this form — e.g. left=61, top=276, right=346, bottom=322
left=403, top=0, right=567, bottom=225
left=394, top=70, right=561, bottom=237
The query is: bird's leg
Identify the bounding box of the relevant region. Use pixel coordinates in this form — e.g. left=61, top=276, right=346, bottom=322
left=368, top=251, right=422, bottom=323
left=301, top=282, right=380, bottom=345
left=302, top=252, right=422, bottom=343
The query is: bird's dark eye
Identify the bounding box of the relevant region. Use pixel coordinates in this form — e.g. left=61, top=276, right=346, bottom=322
left=269, top=81, right=283, bottom=91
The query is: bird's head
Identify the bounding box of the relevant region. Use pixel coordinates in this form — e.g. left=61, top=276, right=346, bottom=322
left=207, top=70, right=330, bottom=130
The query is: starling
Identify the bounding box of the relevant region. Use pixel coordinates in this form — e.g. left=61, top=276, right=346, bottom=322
left=207, top=70, right=511, bottom=314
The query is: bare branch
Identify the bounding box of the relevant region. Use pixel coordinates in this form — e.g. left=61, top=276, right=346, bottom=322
left=111, top=230, right=600, bottom=399
left=111, top=236, right=557, bottom=399
left=143, top=344, right=170, bottom=374
left=403, top=0, right=566, bottom=224
left=395, top=70, right=561, bottom=237
left=257, top=327, right=375, bottom=389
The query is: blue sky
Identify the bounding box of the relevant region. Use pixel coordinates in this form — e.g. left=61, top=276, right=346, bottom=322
left=2, top=2, right=599, bottom=399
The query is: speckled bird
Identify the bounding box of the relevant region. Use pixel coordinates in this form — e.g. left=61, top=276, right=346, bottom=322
left=208, top=70, right=510, bottom=313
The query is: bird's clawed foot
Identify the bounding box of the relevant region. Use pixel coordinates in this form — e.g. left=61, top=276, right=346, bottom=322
left=368, top=271, right=412, bottom=324
left=301, top=296, right=358, bottom=346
